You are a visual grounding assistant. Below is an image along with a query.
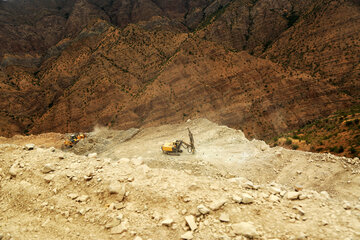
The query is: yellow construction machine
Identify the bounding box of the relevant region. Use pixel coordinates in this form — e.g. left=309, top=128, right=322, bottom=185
left=161, top=128, right=195, bottom=155
left=64, top=133, right=86, bottom=148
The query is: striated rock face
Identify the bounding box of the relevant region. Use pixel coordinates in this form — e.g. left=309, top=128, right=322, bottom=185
left=28, top=22, right=351, bottom=139
left=0, top=0, right=358, bottom=138
left=263, top=0, right=360, bottom=97
left=201, top=0, right=360, bottom=97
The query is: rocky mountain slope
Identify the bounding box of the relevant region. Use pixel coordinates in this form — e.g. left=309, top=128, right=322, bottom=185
left=1, top=119, right=360, bottom=239
left=269, top=105, right=360, bottom=158
left=0, top=0, right=359, bottom=140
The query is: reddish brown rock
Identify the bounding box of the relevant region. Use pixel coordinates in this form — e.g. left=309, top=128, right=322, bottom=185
left=0, top=0, right=358, bottom=139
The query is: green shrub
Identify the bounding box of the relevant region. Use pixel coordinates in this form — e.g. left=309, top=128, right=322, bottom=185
left=350, top=146, right=357, bottom=154
left=292, top=144, right=299, bottom=150
left=292, top=134, right=300, bottom=139
left=337, top=146, right=344, bottom=153
left=285, top=138, right=292, bottom=145
left=331, top=146, right=344, bottom=153
left=330, top=146, right=338, bottom=152
left=345, top=121, right=353, bottom=127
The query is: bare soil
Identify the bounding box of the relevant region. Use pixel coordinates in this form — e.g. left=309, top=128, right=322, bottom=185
left=0, top=119, right=359, bottom=240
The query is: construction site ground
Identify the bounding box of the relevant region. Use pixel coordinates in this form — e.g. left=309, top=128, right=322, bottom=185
left=0, top=119, right=360, bottom=240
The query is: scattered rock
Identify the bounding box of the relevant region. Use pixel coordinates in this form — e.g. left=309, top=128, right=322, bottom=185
left=219, top=213, right=230, bottom=222
left=197, top=204, right=210, bottom=215
left=295, top=232, right=308, bottom=239
left=209, top=199, right=227, bottom=211
left=180, top=231, right=194, bottom=240
left=88, top=153, right=97, bottom=158
left=269, top=195, right=280, bottom=202
left=152, top=211, right=161, bottom=221
left=119, top=158, right=130, bottom=164
left=76, top=195, right=89, bottom=202
left=110, top=223, right=127, bottom=235
left=161, top=218, right=174, bottom=227
left=41, top=218, right=50, bottom=227
left=286, top=192, right=300, bottom=200
left=269, top=187, right=281, bottom=194
left=232, top=222, right=259, bottom=238
left=63, top=211, right=70, bottom=218
left=275, top=151, right=282, bottom=158
left=67, top=193, right=78, bottom=200
left=24, top=144, right=35, bottom=150
left=9, top=164, right=19, bottom=177
left=188, top=184, right=199, bottom=191
left=229, top=177, right=257, bottom=189
left=105, top=220, right=120, bottom=229
left=241, top=193, right=254, bottom=204
left=320, top=191, right=330, bottom=199
left=293, top=206, right=305, bottom=216
left=343, top=201, right=352, bottom=210
left=185, top=215, right=197, bottom=231
left=131, top=157, right=144, bottom=166
left=134, top=237, right=143, bottom=240
left=42, top=164, right=55, bottom=174
left=108, top=181, right=126, bottom=201
left=232, top=195, right=242, bottom=203
left=243, top=180, right=259, bottom=190
left=84, top=172, right=94, bottom=181
left=321, top=220, right=329, bottom=226
left=44, top=174, right=54, bottom=183
left=295, top=184, right=303, bottom=191
left=259, top=192, right=270, bottom=199
left=299, top=193, right=308, bottom=200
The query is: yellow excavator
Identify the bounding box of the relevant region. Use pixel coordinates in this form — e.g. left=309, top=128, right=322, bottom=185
left=161, top=128, right=195, bottom=155
left=64, top=133, right=86, bottom=148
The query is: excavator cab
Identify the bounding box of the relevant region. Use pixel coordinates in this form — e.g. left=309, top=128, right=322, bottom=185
left=161, top=128, right=195, bottom=155
left=64, top=133, right=86, bottom=148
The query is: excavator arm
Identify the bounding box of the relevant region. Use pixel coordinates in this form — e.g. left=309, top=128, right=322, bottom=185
left=176, top=128, right=195, bottom=153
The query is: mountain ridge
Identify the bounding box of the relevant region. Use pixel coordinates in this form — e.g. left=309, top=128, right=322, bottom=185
left=0, top=0, right=358, bottom=139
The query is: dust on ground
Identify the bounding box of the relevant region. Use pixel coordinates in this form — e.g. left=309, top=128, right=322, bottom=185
left=0, top=118, right=359, bottom=240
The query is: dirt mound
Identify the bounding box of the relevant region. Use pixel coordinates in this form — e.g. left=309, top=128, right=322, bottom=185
left=1, top=119, right=360, bottom=239
left=67, top=126, right=139, bottom=155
